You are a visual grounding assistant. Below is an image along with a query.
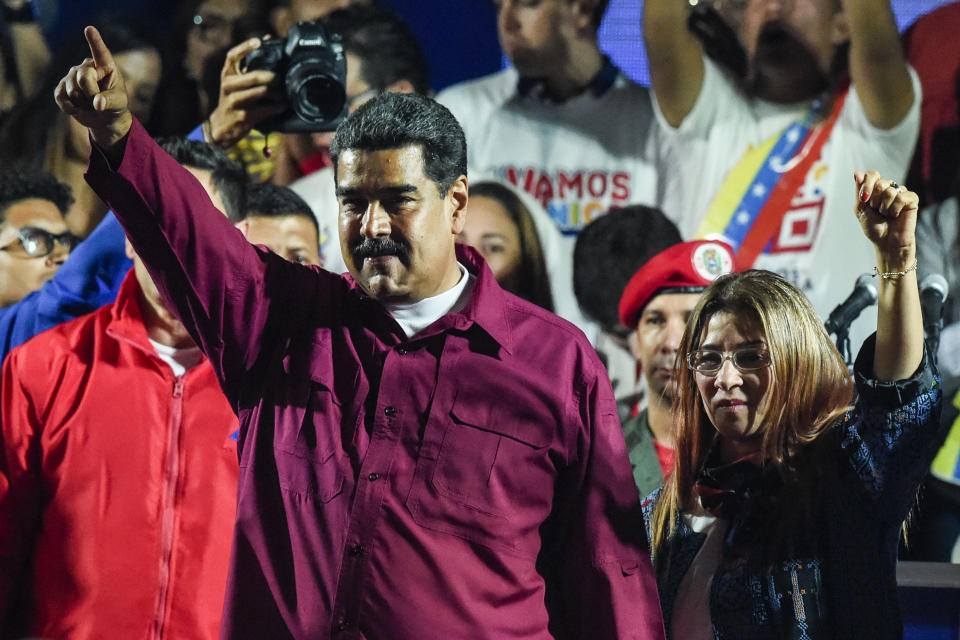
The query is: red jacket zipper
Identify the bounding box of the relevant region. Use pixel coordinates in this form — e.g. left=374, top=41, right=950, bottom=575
left=152, top=375, right=185, bottom=639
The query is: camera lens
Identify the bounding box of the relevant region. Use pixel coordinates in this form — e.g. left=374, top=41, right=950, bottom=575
left=287, top=61, right=346, bottom=124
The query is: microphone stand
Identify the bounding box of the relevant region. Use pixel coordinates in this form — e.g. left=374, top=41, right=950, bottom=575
left=926, top=327, right=941, bottom=368
left=825, top=273, right=878, bottom=370
left=833, top=326, right=852, bottom=370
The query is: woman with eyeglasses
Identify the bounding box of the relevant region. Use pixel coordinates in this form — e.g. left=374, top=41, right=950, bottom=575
left=644, top=171, right=941, bottom=639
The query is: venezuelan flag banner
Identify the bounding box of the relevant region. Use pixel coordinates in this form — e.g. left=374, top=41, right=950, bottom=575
left=696, top=90, right=847, bottom=269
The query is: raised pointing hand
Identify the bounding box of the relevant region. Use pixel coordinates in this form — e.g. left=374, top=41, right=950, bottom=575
left=54, top=26, right=133, bottom=150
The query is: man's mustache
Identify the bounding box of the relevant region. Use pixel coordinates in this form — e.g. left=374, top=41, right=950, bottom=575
left=352, top=237, right=410, bottom=264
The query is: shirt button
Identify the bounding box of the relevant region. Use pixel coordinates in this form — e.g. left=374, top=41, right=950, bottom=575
left=349, top=543, right=364, bottom=556
left=368, top=472, right=380, bottom=482
left=334, top=619, right=351, bottom=631
left=396, top=346, right=408, bottom=355
left=384, top=406, right=397, bottom=417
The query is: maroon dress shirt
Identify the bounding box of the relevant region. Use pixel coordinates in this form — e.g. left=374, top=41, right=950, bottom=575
left=86, top=119, right=666, bottom=640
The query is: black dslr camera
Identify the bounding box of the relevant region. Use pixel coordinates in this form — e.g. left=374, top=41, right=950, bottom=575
left=242, top=21, right=347, bottom=133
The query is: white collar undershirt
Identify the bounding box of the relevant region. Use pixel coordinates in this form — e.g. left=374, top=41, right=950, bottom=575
left=384, top=263, right=475, bottom=338
left=148, top=338, right=203, bottom=377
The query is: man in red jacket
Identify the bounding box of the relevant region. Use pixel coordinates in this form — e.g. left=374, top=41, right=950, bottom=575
left=0, top=137, right=321, bottom=640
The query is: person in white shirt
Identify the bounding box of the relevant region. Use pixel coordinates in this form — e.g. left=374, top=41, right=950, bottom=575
left=436, top=0, right=659, bottom=335
left=645, top=0, right=920, bottom=353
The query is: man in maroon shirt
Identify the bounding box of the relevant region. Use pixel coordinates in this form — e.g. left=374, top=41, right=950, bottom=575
left=55, top=27, right=666, bottom=639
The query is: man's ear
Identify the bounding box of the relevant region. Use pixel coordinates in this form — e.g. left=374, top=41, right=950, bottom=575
left=830, top=11, right=850, bottom=45
left=628, top=329, right=643, bottom=361
left=448, top=175, right=469, bottom=235
left=570, top=0, right=601, bottom=35
left=235, top=219, right=251, bottom=238
left=385, top=79, right=416, bottom=95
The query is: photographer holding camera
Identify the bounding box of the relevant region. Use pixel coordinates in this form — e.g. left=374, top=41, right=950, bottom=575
left=198, top=20, right=342, bottom=167
left=198, top=6, right=430, bottom=271
left=198, top=6, right=428, bottom=194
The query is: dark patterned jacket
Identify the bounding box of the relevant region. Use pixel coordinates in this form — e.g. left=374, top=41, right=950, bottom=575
left=643, top=335, right=942, bottom=639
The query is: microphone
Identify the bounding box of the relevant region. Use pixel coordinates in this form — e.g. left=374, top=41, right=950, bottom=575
left=824, top=274, right=878, bottom=336
left=920, top=273, right=948, bottom=359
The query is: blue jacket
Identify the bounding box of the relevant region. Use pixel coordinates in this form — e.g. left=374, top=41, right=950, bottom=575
left=644, top=335, right=942, bottom=639
left=0, top=124, right=208, bottom=362
left=0, top=212, right=131, bottom=362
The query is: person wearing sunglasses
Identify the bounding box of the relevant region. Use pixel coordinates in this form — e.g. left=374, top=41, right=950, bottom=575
left=643, top=171, right=940, bottom=639
left=0, top=170, right=76, bottom=309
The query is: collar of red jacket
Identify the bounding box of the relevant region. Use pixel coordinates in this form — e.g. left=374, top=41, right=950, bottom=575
left=106, top=268, right=165, bottom=352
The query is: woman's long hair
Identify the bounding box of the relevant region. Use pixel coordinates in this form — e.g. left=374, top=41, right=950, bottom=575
left=0, top=20, right=160, bottom=173
left=470, top=181, right=555, bottom=312
left=649, top=270, right=853, bottom=563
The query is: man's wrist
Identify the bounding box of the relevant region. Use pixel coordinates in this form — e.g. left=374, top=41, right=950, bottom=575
left=90, top=113, right=134, bottom=168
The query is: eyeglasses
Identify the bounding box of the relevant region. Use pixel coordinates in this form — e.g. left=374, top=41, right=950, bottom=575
left=1, top=227, right=79, bottom=258
left=686, top=347, right=771, bottom=375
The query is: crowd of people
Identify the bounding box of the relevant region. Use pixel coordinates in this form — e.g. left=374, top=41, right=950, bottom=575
left=0, top=0, right=956, bottom=637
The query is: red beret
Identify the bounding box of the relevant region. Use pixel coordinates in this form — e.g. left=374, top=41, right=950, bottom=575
left=618, top=240, right=736, bottom=328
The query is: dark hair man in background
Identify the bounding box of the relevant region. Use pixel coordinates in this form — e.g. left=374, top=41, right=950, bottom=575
left=0, top=169, right=75, bottom=308
left=573, top=205, right=683, bottom=401
left=239, top=181, right=322, bottom=266
left=0, top=138, right=246, bottom=362
left=55, top=27, right=665, bottom=639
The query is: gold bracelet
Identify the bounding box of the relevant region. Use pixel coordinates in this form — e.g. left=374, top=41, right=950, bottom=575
left=872, top=260, right=918, bottom=279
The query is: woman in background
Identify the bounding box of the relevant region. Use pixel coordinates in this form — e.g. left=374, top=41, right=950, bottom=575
left=0, top=21, right=161, bottom=237
left=645, top=171, right=940, bottom=638
left=458, top=180, right=554, bottom=312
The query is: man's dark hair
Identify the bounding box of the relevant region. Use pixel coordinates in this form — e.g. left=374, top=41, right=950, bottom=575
left=573, top=205, right=682, bottom=335
left=156, top=137, right=249, bottom=222
left=0, top=169, right=74, bottom=224
left=243, top=183, right=320, bottom=238
left=330, top=93, right=467, bottom=196
left=323, top=5, right=430, bottom=95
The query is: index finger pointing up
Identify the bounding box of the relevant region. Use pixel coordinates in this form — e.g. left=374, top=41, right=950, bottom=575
left=84, top=26, right=115, bottom=74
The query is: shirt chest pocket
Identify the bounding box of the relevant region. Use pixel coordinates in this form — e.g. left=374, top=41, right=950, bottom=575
left=271, top=344, right=358, bottom=502
left=407, top=392, right=557, bottom=556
